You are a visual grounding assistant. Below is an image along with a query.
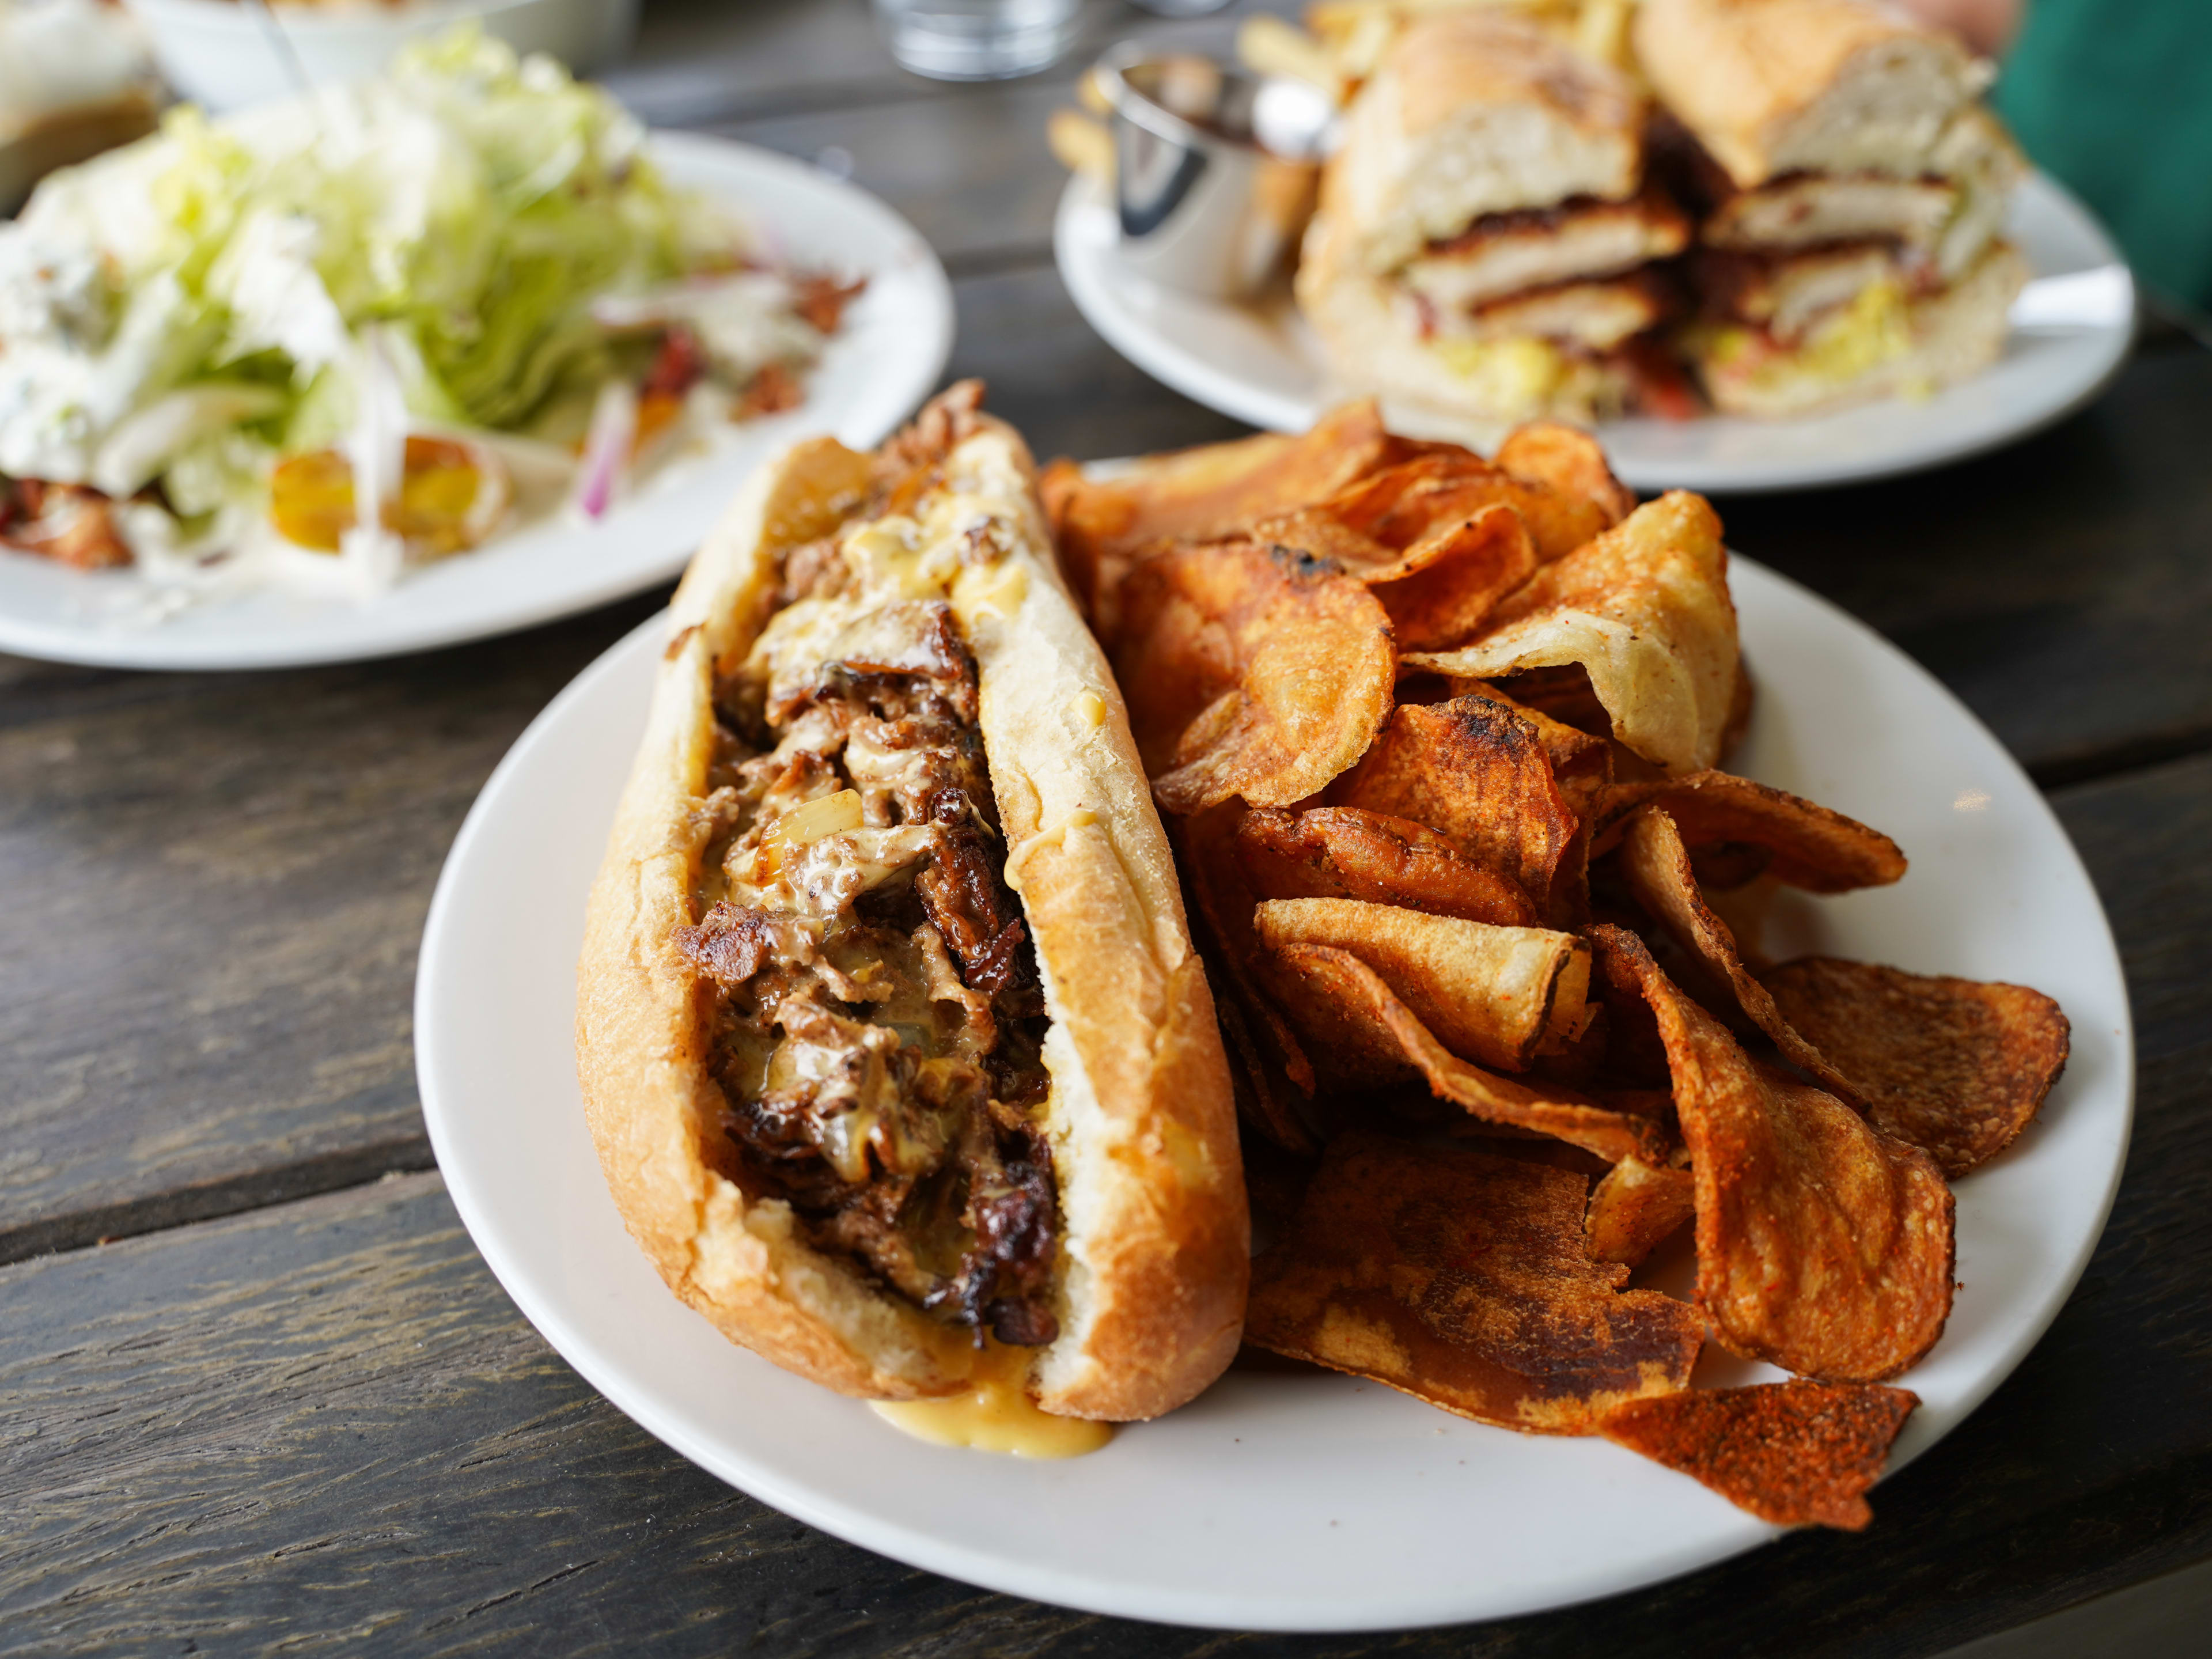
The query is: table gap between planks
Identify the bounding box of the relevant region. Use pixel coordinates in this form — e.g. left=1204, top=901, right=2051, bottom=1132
left=5, top=1, right=2210, bottom=1653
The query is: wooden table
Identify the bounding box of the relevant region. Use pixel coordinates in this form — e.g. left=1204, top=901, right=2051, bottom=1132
left=5, top=2, right=2209, bottom=1651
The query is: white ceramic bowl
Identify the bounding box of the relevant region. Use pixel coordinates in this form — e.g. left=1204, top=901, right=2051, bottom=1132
left=122, top=0, right=638, bottom=112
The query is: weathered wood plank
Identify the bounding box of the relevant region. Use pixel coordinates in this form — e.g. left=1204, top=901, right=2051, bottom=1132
left=710, top=78, right=1079, bottom=271
left=2, top=752, right=2205, bottom=1658
left=0, top=596, right=664, bottom=1261
left=606, top=0, right=1297, bottom=129
left=1719, top=342, right=2212, bottom=786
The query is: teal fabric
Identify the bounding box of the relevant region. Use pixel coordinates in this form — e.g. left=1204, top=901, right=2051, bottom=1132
left=1995, top=0, right=2212, bottom=308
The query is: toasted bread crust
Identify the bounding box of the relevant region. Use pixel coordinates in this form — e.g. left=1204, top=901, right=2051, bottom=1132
left=575, top=413, right=1248, bottom=1419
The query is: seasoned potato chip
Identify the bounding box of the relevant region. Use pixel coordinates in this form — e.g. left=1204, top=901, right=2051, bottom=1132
left=1041, top=399, right=1396, bottom=637
left=1253, top=897, right=1588, bottom=1072
left=1360, top=504, right=1543, bottom=652
left=1494, top=421, right=1637, bottom=533
left=1585, top=1155, right=1696, bottom=1267
left=1236, top=805, right=1539, bottom=927
left=1248, top=1132, right=1706, bottom=1433
left=1266, top=944, right=1671, bottom=1164
left=1262, top=448, right=1614, bottom=568
left=1406, top=493, right=1738, bottom=775
left=1596, top=771, right=1906, bottom=893
left=1616, top=806, right=1860, bottom=1103
left=1591, top=926, right=1955, bottom=1382
left=1116, top=539, right=1396, bottom=814
left=1599, top=1380, right=1918, bottom=1530
left=1760, top=958, right=2071, bottom=1177
left=1328, top=695, right=1582, bottom=910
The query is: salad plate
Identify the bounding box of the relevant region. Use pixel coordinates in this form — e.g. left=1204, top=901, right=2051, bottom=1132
left=0, top=132, right=953, bottom=671
left=415, top=551, right=2131, bottom=1631
left=1055, top=168, right=2134, bottom=496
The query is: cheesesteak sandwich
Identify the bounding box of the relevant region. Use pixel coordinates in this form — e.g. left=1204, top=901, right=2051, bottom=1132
left=1638, top=0, right=2028, bottom=415
left=577, top=384, right=1248, bottom=1421
left=1296, top=9, right=1693, bottom=426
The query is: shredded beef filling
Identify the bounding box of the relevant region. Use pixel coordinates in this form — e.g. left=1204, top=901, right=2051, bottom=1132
left=674, top=410, right=1059, bottom=1347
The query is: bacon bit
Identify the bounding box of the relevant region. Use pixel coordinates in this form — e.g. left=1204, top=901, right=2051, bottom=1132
left=1, top=481, right=133, bottom=569
left=736, top=361, right=804, bottom=419
left=642, top=325, right=710, bottom=402
left=791, top=274, right=868, bottom=335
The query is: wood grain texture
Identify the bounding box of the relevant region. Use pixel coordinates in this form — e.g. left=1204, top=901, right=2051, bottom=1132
left=2, top=753, right=2204, bottom=1659
left=0, top=597, right=663, bottom=1260
left=1719, top=342, right=2212, bottom=787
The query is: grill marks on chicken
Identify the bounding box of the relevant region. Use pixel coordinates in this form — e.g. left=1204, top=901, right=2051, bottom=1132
left=678, top=511, right=1060, bottom=1348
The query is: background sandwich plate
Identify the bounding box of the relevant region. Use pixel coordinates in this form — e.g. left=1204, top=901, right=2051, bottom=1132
left=1056, top=166, right=2132, bottom=496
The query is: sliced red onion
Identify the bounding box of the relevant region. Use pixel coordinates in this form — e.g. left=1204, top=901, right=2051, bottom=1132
left=573, top=378, right=638, bottom=521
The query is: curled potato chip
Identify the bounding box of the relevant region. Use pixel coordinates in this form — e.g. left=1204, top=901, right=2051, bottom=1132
left=1253, top=897, right=1588, bottom=1073
left=1616, top=806, right=1861, bottom=1103
left=1591, top=925, right=1955, bottom=1382
left=1760, top=958, right=2070, bottom=1177
left=1494, top=421, right=1637, bottom=534
left=1257, top=469, right=1544, bottom=650
left=1596, top=770, right=1906, bottom=893
left=1357, top=503, right=1541, bottom=652
left=1040, top=399, right=1396, bottom=638
left=1266, top=944, right=1671, bottom=1164
left=1585, top=1155, right=1697, bottom=1268
left=1215, top=982, right=1322, bottom=1157
left=1248, top=1132, right=1706, bottom=1433
left=1599, top=1380, right=1918, bottom=1531
left=1406, top=493, right=1738, bottom=775
left=1236, top=805, right=1539, bottom=927
left=1116, top=539, right=1396, bottom=814
left=1328, top=695, right=1582, bottom=911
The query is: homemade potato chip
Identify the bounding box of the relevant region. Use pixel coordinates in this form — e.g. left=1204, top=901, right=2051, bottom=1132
left=1253, top=897, right=1589, bottom=1072
left=1493, top=421, right=1637, bottom=534
left=1116, top=539, right=1396, bottom=814
left=1406, top=493, right=1738, bottom=775
left=1591, top=926, right=1955, bottom=1382
left=1760, top=958, right=2071, bottom=1177
left=1616, top=806, right=1861, bottom=1103
left=1585, top=1155, right=1697, bottom=1268
left=1248, top=1132, right=1706, bottom=1433
left=1265, top=944, right=1671, bottom=1164
left=1040, top=399, right=1396, bottom=637
left=1236, top=805, right=1539, bottom=927
left=1362, top=504, right=1543, bottom=652
left=1445, top=680, right=1613, bottom=842
left=1595, top=771, right=1907, bottom=893
left=1599, top=1380, right=1919, bottom=1531
left=1328, top=695, right=1582, bottom=911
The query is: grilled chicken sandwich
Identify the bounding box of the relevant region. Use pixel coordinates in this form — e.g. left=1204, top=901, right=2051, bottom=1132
left=1296, top=10, right=1692, bottom=425
left=577, top=385, right=1248, bottom=1419
left=1638, top=0, right=2027, bottom=415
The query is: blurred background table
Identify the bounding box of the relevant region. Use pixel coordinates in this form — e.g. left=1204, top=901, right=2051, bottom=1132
left=5, top=2, right=2211, bottom=1653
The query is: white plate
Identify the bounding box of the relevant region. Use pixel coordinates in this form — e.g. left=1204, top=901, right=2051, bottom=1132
left=415, top=556, right=2133, bottom=1631
left=1055, top=168, right=2135, bottom=495
left=0, top=134, right=953, bottom=671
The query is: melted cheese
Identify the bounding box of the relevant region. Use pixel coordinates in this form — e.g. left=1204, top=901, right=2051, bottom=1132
left=871, top=1349, right=1114, bottom=1459
left=1002, top=808, right=1099, bottom=892
left=1074, top=688, right=1107, bottom=730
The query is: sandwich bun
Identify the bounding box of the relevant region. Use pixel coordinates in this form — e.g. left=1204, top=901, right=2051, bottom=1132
left=1297, top=210, right=1639, bottom=429
left=1332, top=10, right=1645, bottom=274
left=1635, top=0, right=1988, bottom=188
left=576, top=390, right=1249, bottom=1420
left=1685, top=240, right=2027, bottom=417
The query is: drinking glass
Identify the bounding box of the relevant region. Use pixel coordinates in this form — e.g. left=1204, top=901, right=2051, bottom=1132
left=872, top=0, right=1084, bottom=81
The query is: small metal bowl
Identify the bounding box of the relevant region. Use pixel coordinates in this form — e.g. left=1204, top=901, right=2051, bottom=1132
left=1097, top=43, right=1337, bottom=301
